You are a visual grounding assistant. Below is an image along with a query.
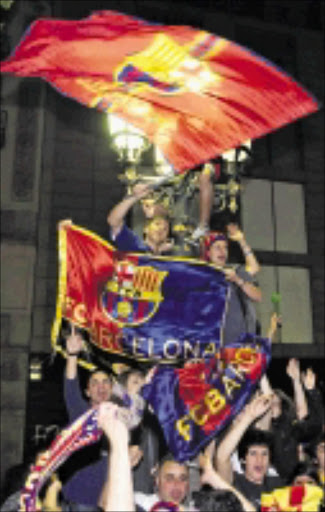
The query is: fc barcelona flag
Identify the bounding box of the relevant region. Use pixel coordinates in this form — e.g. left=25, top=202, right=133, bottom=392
left=141, top=335, right=271, bottom=461
left=1, top=10, right=319, bottom=172
left=52, top=222, right=228, bottom=366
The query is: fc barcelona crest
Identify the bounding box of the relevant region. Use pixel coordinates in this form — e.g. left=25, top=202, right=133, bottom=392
left=115, top=33, right=219, bottom=95
left=101, top=260, right=168, bottom=326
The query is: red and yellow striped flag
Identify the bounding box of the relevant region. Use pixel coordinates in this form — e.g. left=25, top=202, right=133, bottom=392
left=261, top=484, right=324, bottom=512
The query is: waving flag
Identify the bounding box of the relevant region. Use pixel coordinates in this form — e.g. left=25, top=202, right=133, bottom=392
left=1, top=10, right=319, bottom=172
left=142, top=334, right=271, bottom=461
left=52, top=223, right=228, bottom=368
left=261, top=484, right=324, bottom=512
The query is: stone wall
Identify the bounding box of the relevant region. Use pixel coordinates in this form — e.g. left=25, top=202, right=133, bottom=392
left=1, top=77, right=45, bottom=484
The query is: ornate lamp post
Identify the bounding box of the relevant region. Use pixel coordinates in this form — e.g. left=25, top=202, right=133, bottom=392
left=107, top=113, right=176, bottom=194
left=214, top=139, right=252, bottom=213
left=107, top=113, right=175, bottom=195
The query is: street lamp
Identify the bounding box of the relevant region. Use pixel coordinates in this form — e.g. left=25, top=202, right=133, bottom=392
left=214, top=140, right=252, bottom=213
left=107, top=113, right=175, bottom=192
left=107, top=114, right=150, bottom=166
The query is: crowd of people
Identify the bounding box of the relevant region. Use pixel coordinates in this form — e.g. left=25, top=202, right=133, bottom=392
left=1, top=179, right=324, bottom=512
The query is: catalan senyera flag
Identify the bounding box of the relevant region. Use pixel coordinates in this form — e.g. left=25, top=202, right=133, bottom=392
left=142, top=334, right=271, bottom=461
left=52, top=222, right=229, bottom=367
left=261, top=484, right=324, bottom=512
left=1, top=10, right=319, bottom=172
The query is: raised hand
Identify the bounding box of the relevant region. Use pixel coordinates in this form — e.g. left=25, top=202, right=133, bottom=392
left=286, top=358, right=301, bottom=382
left=58, top=219, right=72, bottom=229
left=226, top=223, right=244, bottom=242
left=132, top=182, right=154, bottom=199
left=246, top=393, right=273, bottom=422
left=268, top=312, right=282, bottom=341
left=97, top=402, right=128, bottom=442
left=66, top=324, right=84, bottom=355
left=223, top=267, right=239, bottom=282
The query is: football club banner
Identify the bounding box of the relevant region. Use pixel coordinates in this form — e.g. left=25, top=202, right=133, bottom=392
left=52, top=223, right=228, bottom=366
left=141, top=334, right=271, bottom=461
left=1, top=10, right=319, bottom=172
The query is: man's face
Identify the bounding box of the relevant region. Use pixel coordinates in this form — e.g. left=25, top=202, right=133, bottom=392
left=207, top=240, right=228, bottom=267
left=145, top=218, right=169, bottom=246
left=86, top=371, right=112, bottom=406
left=244, top=445, right=270, bottom=484
left=156, top=461, right=189, bottom=505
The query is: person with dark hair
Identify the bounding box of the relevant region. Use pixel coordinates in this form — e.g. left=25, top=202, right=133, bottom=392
left=237, top=428, right=274, bottom=465
left=306, top=432, right=325, bottom=486
left=260, top=459, right=324, bottom=512
left=201, top=229, right=261, bottom=345
left=62, top=326, right=144, bottom=511
left=192, top=488, right=244, bottom=512
left=61, top=325, right=114, bottom=511
left=111, top=368, right=147, bottom=430
left=259, top=360, right=324, bottom=482
left=290, top=461, right=320, bottom=486
left=192, top=441, right=256, bottom=512
left=215, top=393, right=284, bottom=510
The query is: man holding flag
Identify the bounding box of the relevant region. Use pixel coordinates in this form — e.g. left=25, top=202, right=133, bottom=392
left=201, top=228, right=262, bottom=346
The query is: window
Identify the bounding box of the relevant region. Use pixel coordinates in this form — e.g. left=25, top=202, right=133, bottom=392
left=242, top=178, right=313, bottom=343
left=256, top=265, right=313, bottom=343
left=242, top=179, right=307, bottom=253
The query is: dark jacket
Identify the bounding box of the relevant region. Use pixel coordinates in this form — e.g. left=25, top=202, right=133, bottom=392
left=272, top=388, right=323, bottom=481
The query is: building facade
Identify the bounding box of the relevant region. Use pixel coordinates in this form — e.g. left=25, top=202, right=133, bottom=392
left=1, top=0, right=324, bottom=489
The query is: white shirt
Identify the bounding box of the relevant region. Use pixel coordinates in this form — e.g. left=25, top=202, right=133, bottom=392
left=134, top=492, right=193, bottom=511
left=134, top=492, right=160, bottom=511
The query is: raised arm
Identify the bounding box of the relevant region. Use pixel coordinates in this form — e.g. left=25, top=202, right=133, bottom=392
left=107, top=183, right=153, bottom=237
left=259, top=313, right=281, bottom=399
left=65, top=325, right=85, bottom=380
left=200, top=442, right=256, bottom=512
left=227, top=223, right=260, bottom=276
left=301, top=367, right=324, bottom=436
left=255, top=313, right=282, bottom=430
left=97, top=402, right=135, bottom=512
left=215, top=394, right=272, bottom=483
left=286, top=358, right=308, bottom=420
left=64, top=325, right=89, bottom=421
